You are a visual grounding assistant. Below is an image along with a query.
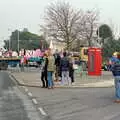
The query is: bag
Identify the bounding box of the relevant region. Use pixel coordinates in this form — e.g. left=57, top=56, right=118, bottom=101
left=73, top=64, right=78, bottom=70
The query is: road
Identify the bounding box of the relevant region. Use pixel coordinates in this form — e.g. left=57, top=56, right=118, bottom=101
left=7, top=67, right=119, bottom=120
left=0, top=71, right=40, bottom=120
left=27, top=87, right=120, bottom=120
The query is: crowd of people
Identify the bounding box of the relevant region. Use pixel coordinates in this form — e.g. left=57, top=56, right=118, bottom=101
left=40, top=48, right=75, bottom=89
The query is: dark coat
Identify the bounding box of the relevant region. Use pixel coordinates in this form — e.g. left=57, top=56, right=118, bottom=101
left=111, top=63, right=120, bottom=76
left=60, top=57, right=69, bottom=71
left=54, top=53, right=61, bottom=67
left=69, top=63, right=74, bottom=77
left=42, top=58, right=48, bottom=73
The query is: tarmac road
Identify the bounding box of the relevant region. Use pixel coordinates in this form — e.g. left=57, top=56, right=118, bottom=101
left=27, top=86, right=120, bottom=120
left=0, top=71, right=40, bottom=120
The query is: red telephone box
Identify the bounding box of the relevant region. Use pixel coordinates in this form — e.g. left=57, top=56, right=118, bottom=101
left=88, top=47, right=102, bottom=76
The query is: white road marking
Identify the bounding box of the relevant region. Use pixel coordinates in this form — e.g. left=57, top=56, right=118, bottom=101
left=32, top=98, right=38, bottom=105
left=103, top=112, right=120, bottom=120
left=38, top=107, right=47, bottom=116
left=28, top=92, right=32, bottom=97
left=22, top=86, right=25, bottom=88
left=9, top=75, right=14, bottom=81
left=9, top=74, right=47, bottom=117
left=25, top=88, right=28, bottom=92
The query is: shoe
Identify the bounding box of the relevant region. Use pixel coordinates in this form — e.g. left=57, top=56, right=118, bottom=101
left=71, top=82, right=75, bottom=85
left=114, top=100, right=120, bottom=103
left=41, top=86, right=45, bottom=88
left=51, top=86, right=54, bottom=89
left=54, top=79, right=59, bottom=82
left=48, top=87, right=51, bottom=89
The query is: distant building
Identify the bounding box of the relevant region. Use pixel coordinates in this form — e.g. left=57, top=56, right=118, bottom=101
left=23, top=28, right=29, bottom=32
left=48, top=40, right=66, bottom=52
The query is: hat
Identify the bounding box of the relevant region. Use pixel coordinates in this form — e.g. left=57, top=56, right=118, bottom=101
left=113, top=52, right=118, bottom=56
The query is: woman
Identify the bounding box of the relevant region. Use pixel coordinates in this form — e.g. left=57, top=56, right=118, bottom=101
left=47, top=49, right=55, bottom=89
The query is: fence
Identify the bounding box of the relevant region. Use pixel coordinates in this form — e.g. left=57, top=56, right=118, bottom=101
left=74, top=65, right=112, bottom=82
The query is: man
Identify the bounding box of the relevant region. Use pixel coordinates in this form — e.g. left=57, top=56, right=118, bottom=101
left=69, top=56, right=74, bottom=84
left=60, top=52, right=70, bottom=85
left=54, top=49, right=61, bottom=81
left=111, top=53, right=120, bottom=103
left=109, top=52, right=119, bottom=70
left=41, top=53, right=48, bottom=88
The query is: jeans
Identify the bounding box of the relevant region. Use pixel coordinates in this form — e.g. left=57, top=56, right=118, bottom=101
left=61, top=71, right=70, bottom=85
left=47, top=71, right=54, bottom=87
left=114, top=76, right=120, bottom=99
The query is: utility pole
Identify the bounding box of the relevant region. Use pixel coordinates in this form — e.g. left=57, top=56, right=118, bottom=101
left=9, top=37, right=11, bottom=50
left=18, top=30, right=19, bottom=52
left=8, top=28, right=11, bottom=50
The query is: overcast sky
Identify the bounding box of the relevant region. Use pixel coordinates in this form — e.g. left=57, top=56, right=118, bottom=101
left=0, top=0, right=120, bottom=45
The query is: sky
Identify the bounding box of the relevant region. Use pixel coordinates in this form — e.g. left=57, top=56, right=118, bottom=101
left=0, top=0, right=120, bottom=47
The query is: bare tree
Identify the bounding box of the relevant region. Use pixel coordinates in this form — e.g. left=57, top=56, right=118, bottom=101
left=69, top=9, right=99, bottom=50
left=41, top=1, right=100, bottom=50
left=41, top=1, right=84, bottom=51
left=81, top=10, right=99, bottom=47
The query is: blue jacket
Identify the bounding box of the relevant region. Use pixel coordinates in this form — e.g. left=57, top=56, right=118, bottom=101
left=112, top=63, right=120, bottom=76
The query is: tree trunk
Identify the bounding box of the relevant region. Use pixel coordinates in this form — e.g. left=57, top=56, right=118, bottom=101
left=88, top=38, right=92, bottom=47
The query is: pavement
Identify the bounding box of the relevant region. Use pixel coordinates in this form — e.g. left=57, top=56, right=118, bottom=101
left=9, top=68, right=115, bottom=88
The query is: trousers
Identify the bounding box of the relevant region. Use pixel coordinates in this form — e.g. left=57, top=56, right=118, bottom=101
left=41, top=71, right=48, bottom=88
left=47, top=71, right=54, bottom=87
left=114, top=76, right=120, bottom=99
left=61, top=71, right=70, bottom=85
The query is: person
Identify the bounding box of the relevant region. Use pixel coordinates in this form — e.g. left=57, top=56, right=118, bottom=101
left=20, top=55, right=25, bottom=72
left=60, top=52, right=70, bottom=85
left=69, top=57, right=74, bottom=84
left=54, top=50, right=61, bottom=81
left=41, top=53, right=48, bottom=88
left=109, top=52, right=119, bottom=71
left=47, top=49, right=55, bottom=89
left=111, top=53, right=120, bottom=103
left=20, top=49, right=26, bottom=72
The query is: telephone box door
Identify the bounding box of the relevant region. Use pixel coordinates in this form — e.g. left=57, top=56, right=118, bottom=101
left=88, top=48, right=102, bottom=76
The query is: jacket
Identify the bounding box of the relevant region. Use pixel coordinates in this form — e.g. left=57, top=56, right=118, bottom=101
left=54, top=53, right=61, bottom=67
left=47, top=56, right=55, bottom=72
left=60, top=57, right=69, bottom=71
left=41, top=58, right=48, bottom=73
left=111, top=63, right=120, bottom=76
